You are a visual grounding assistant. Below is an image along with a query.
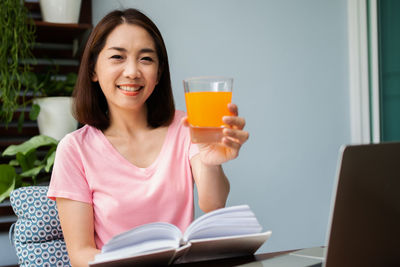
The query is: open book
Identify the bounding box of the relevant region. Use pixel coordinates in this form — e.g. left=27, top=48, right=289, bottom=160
left=89, top=205, right=271, bottom=266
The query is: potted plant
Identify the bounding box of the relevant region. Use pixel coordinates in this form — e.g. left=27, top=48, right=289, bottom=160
left=40, top=0, right=82, bottom=24
left=26, top=69, right=79, bottom=140
left=0, top=0, right=36, bottom=128
left=0, top=135, right=58, bottom=203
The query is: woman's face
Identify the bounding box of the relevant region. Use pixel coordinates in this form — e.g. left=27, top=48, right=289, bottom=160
left=93, top=23, right=159, bottom=113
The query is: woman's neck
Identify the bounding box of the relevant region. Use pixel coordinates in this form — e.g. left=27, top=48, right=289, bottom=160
left=104, top=106, right=150, bottom=138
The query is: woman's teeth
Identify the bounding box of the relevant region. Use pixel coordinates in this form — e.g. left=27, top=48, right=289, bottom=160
left=118, top=85, right=142, bottom=92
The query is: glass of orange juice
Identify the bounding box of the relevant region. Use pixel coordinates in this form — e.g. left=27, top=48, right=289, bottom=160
left=183, top=76, right=233, bottom=143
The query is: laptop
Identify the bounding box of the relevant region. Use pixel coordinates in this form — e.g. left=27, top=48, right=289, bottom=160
left=240, top=142, right=400, bottom=267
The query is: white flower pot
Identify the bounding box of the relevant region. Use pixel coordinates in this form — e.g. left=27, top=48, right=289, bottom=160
left=39, top=0, right=82, bottom=24
left=34, top=97, right=78, bottom=140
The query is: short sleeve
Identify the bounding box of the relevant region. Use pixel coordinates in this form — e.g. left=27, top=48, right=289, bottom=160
left=47, top=134, right=92, bottom=204
left=172, top=110, right=200, bottom=160
left=188, top=141, right=199, bottom=160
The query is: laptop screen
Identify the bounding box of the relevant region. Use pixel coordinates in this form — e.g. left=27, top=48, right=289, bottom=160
left=324, top=142, right=400, bottom=267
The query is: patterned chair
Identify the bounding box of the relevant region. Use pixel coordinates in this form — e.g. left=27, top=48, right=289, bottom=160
left=9, top=186, right=71, bottom=267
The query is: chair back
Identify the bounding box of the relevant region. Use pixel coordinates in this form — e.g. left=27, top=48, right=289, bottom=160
left=9, top=186, right=71, bottom=266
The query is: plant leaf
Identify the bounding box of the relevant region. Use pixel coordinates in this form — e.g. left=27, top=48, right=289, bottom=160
left=45, top=150, right=56, bottom=172
left=0, top=165, right=16, bottom=202
left=29, top=104, right=41, bottom=120
left=44, top=145, right=57, bottom=158
left=16, top=152, right=30, bottom=172
left=20, top=165, right=44, bottom=178
left=9, top=160, right=19, bottom=166
left=2, top=135, right=58, bottom=156
left=16, top=150, right=37, bottom=172
left=22, top=71, right=38, bottom=88
left=17, top=112, right=24, bottom=133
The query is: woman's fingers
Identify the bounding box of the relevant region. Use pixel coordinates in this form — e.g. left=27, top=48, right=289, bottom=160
left=222, top=136, right=241, bottom=155
left=223, top=116, right=246, bottom=130
left=181, top=116, right=190, bottom=127
left=184, top=103, right=249, bottom=146
left=223, top=128, right=249, bottom=144
left=224, top=103, right=246, bottom=130
left=228, top=103, right=239, bottom=116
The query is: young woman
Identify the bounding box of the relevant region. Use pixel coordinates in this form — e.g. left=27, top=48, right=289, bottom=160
left=47, top=8, right=249, bottom=266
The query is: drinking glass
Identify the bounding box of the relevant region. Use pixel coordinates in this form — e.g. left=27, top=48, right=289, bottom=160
left=183, top=76, right=233, bottom=143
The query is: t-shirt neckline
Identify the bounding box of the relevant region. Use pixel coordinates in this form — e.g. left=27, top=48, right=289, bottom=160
left=93, top=119, right=175, bottom=175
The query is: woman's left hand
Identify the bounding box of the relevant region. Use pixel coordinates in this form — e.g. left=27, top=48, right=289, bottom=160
left=183, top=103, right=249, bottom=166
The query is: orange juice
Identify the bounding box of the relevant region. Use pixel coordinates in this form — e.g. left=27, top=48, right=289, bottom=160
left=185, top=91, right=232, bottom=143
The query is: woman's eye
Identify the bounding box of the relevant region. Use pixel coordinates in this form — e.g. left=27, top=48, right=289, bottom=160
left=110, top=55, right=123, bottom=60
left=141, top=57, right=154, bottom=62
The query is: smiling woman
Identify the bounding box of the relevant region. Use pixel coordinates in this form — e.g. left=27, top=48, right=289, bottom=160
left=92, top=24, right=160, bottom=110
left=45, top=8, right=249, bottom=267
left=73, top=9, right=174, bottom=130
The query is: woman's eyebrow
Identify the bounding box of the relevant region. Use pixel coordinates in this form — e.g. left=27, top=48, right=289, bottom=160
left=107, top=47, right=156, bottom=54
left=107, top=47, right=127, bottom=52
left=140, top=48, right=156, bottom=54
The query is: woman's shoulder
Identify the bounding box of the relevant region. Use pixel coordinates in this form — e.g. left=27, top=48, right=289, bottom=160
left=58, top=124, right=101, bottom=148
left=168, top=110, right=186, bottom=130
left=173, top=110, right=187, bottom=123
left=167, top=110, right=190, bottom=139
left=168, top=110, right=198, bottom=157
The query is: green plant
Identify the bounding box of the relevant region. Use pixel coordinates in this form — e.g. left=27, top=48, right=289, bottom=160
left=25, top=69, right=77, bottom=97
left=0, top=0, right=36, bottom=127
left=24, top=70, right=77, bottom=120
left=0, top=135, right=58, bottom=202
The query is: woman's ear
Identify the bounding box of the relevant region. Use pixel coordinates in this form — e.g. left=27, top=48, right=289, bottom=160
left=91, top=71, right=98, bottom=82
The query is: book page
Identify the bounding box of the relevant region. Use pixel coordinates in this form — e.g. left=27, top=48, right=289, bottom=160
left=183, top=205, right=262, bottom=242
left=101, top=222, right=182, bottom=254
left=95, top=239, right=180, bottom=262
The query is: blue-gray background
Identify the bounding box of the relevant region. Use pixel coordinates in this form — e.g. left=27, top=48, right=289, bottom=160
left=92, top=0, right=350, bottom=253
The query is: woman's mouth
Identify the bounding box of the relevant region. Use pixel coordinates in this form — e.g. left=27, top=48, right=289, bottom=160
left=117, top=85, right=143, bottom=96
left=117, top=85, right=143, bottom=92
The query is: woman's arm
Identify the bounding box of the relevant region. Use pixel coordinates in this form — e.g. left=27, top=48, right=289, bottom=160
left=190, top=156, right=230, bottom=212
left=188, top=103, right=249, bottom=213
left=56, top=198, right=100, bottom=267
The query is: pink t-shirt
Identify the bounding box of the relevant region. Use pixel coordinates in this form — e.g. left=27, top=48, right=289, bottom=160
left=47, top=110, right=199, bottom=249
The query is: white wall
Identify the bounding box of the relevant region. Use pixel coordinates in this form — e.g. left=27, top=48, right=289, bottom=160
left=93, top=0, right=350, bottom=253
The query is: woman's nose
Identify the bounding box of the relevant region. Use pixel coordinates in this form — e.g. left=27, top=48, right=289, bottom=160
left=123, top=60, right=140, bottom=79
